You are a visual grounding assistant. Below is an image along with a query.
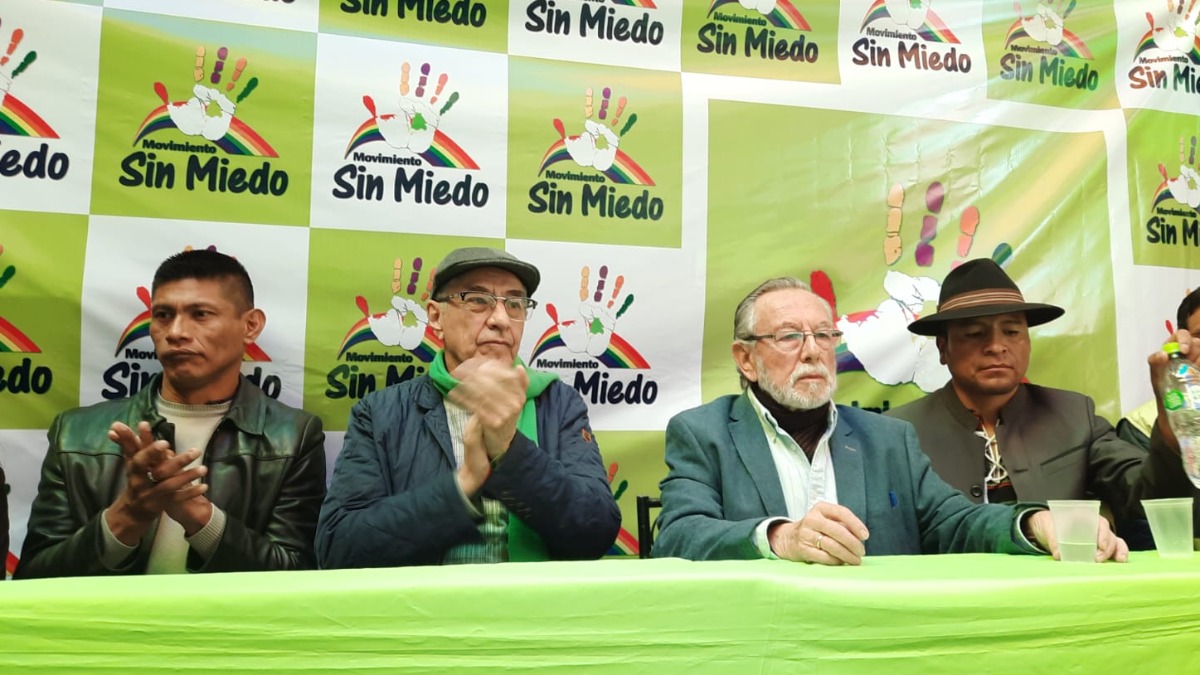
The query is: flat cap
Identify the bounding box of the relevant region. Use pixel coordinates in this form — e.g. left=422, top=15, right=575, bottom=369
left=431, top=247, right=540, bottom=298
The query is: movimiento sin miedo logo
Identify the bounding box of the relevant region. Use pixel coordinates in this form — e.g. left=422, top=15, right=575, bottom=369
left=529, top=265, right=657, bottom=405
left=122, top=45, right=289, bottom=196
left=0, top=242, right=53, bottom=396
left=334, top=61, right=488, bottom=208
left=328, top=257, right=443, bottom=400
left=1145, top=135, right=1200, bottom=248
left=1129, top=2, right=1200, bottom=93
left=0, top=20, right=69, bottom=183
left=523, top=0, right=666, bottom=46
left=999, top=1, right=1097, bottom=91
left=698, top=1, right=818, bottom=64
left=854, top=1, right=971, bottom=73
left=104, top=246, right=278, bottom=400
left=530, top=86, right=664, bottom=222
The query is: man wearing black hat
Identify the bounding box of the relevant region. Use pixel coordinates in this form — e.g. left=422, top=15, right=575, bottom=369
left=316, top=247, right=621, bottom=568
left=887, top=259, right=1195, bottom=533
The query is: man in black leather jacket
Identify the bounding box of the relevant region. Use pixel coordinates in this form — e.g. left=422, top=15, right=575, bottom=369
left=15, top=250, right=325, bottom=578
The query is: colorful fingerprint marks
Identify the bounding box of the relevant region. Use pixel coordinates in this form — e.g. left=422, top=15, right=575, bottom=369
left=102, top=0, right=319, bottom=32
left=320, top=0, right=507, bottom=53
left=0, top=210, right=86, bottom=429
left=89, top=10, right=316, bottom=226
left=310, top=36, right=507, bottom=237
left=78, top=216, right=309, bottom=409
left=681, top=0, right=838, bottom=82
left=1118, top=1, right=1200, bottom=113
left=704, top=100, right=1117, bottom=409
left=513, top=239, right=701, bottom=431
left=0, top=1, right=101, bottom=215
left=508, top=0, right=684, bottom=71
left=507, top=58, right=681, bottom=247
left=982, top=0, right=1118, bottom=109
left=883, top=181, right=989, bottom=270
left=1127, top=109, right=1200, bottom=269
left=304, top=229, right=497, bottom=430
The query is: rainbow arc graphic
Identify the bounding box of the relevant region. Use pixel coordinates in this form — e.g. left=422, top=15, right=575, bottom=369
left=610, top=0, right=657, bottom=8
left=337, top=318, right=443, bottom=363
left=1133, top=30, right=1200, bottom=65
left=1002, top=20, right=1093, bottom=60
left=706, top=0, right=810, bottom=31
left=0, top=314, right=40, bottom=353
left=1152, top=179, right=1193, bottom=209
left=343, top=117, right=479, bottom=169
left=859, top=0, right=960, bottom=44
left=529, top=325, right=650, bottom=369
left=0, top=94, right=58, bottom=137
left=538, top=138, right=655, bottom=186
left=133, top=103, right=278, bottom=157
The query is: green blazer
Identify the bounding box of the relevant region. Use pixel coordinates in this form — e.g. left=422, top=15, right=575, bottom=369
left=652, top=393, right=1040, bottom=560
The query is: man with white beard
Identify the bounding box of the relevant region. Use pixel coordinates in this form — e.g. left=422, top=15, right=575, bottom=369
left=652, top=277, right=1127, bottom=564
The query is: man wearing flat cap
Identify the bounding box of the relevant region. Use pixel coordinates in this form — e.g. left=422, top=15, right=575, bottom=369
left=316, top=247, right=621, bottom=568
left=887, top=259, right=1195, bottom=534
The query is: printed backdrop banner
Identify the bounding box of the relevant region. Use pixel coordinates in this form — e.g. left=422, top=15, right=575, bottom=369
left=1, top=0, right=1199, bottom=573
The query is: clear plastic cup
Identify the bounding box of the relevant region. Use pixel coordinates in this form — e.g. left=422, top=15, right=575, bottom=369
left=1141, top=498, right=1195, bottom=558
left=1047, top=500, right=1100, bottom=563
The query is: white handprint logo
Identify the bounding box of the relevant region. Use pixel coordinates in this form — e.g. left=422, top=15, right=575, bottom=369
left=356, top=257, right=434, bottom=352
left=551, top=87, right=637, bottom=173
left=155, top=45, right=256, bottom=143
left=1147, top=0, right=1200, bottom=56
left=1161, top=136, right=1200, bottom=209
left=1015, top=0, right=1069, bottom=47
left=737, top=0, right=777, bottom=14
left=839, top=270, right=946, bottom=392
left=362, top=62, right=460, bottom=156
left=0, top=21, right=37, bottom=115
left=886, top=0, right=930, bottom=30
left=545, top=265, right=634, bottom=358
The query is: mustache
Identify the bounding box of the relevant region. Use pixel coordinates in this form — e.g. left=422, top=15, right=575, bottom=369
left=787, top=362, right=833, bottom=388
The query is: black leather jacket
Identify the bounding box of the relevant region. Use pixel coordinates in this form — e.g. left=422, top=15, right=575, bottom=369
left=15, top=375, right=326, bottom=579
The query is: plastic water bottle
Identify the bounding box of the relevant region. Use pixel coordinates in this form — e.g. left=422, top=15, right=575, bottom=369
left=1158, top=342, right=1200, bottom=489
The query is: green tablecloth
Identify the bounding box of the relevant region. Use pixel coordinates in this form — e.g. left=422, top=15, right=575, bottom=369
left=2, top=553, right=1199, bottom=673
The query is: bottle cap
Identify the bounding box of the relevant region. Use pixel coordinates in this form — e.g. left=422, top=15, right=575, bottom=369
left=1164, top=342, right=1181, bottom=353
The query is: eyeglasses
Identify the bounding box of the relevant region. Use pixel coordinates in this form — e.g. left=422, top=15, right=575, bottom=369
left=740, top=330, right=843, bottom=352
left=438, top=291, right=538, bottom=321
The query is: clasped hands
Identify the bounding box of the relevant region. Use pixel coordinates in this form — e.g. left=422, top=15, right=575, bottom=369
left=768, top=502, right=1127, bottom=565
left=449, top=357, right=528, bottom=497
left=104, top=421, right=213, bottom=546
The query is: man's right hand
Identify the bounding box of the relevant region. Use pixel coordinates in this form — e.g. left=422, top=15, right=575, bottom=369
left=104, top=421, right=208, bottom=546
left=1148, top=328, right=1200, bottom=448
left=456, top=415, right=491, bottom=498
left=767, top=501, right=870, bottom=566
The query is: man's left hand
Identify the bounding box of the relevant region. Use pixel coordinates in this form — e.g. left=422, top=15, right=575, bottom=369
left=165, top=489, right=214, bottom=537
left=449, top=357, right=529, bottom=459
left=1024, top=510, right=1129, bottom=562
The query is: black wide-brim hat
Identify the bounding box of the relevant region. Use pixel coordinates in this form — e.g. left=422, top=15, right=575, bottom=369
left=908, top=258, right=1064, bottom=336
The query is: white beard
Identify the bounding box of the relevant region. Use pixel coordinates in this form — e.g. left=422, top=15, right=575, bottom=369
left=754, top=357, right=836, bottom=411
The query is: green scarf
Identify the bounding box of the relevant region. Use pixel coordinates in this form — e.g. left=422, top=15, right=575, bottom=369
left=429, top=351, right=558, bottom=562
